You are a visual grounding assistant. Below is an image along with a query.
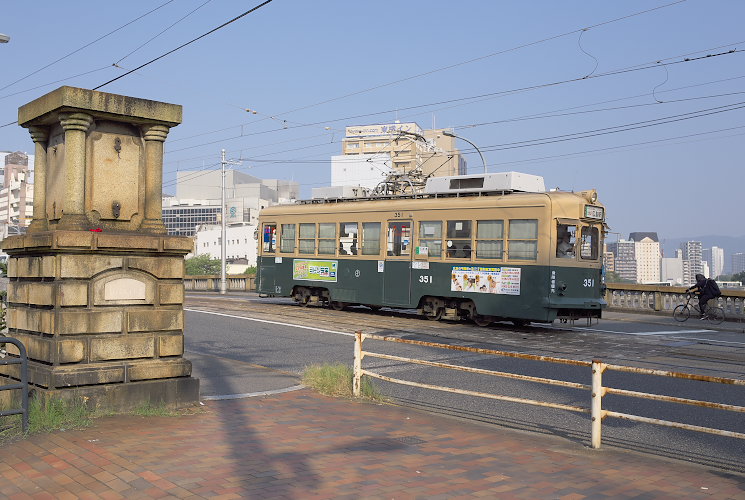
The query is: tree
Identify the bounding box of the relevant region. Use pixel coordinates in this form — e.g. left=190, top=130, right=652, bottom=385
left=731, top=271, right=745, bottom=285
left=605, top=271, right=633, bottom=284
left=185, top=255, right=221, bottom=276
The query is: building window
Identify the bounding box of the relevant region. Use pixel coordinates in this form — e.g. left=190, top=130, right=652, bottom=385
left=508, top=219, right=538, bottom=260
left=476, top=220, right=503, bottom=259
left=418, top=221, right=442, bottom=258
left=299, top=223, right=316, bottom=254
left=280, top=224, right=295, bottom=253
left=446, top=220, right=472, bottom=259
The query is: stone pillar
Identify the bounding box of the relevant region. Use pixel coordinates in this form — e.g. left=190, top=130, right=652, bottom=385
left=140, top=124, right=169, bottom=233
left=57, top=112, right=93, bottom=230
left=27, top=126, right=49, bottom=232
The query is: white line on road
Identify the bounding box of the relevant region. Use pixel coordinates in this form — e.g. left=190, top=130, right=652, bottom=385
left=185, top=308, right=355, bottom=337
left=671, top=336, right=745, bottom=346
left=573, top=327, right=715, bottom=335
left=202, top=385, right=306, bottom=401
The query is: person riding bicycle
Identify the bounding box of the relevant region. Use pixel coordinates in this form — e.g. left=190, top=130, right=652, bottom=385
left=686, top=273, right=722, bottom=319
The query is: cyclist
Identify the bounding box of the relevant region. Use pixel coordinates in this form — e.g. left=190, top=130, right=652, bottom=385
left=686, top=273, right=722, bottom=319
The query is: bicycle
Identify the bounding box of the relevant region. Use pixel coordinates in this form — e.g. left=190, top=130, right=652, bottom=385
left=673, top=293, right=725, bottom=325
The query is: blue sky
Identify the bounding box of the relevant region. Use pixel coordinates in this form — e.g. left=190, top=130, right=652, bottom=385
left=1, top=0, right=743, bottom=243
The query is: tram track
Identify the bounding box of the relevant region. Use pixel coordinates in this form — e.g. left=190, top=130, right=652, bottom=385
left=186, top=294, right=745, bottom=379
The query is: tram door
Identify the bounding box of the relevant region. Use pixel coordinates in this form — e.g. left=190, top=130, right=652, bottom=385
left=383, top=220, right=413, bottom=306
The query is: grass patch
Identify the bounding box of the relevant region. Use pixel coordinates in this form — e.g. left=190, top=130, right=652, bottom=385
left=131, top=402, right=179, bottom=417
left=0, top=397, right=93, bottom=442
left=302, top=363, right=383, bottom=401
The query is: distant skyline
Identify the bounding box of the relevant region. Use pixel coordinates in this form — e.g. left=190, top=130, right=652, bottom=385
left=2, top=1, right=744, bottom=240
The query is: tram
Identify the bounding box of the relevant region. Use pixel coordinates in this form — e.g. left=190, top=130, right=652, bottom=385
left=256, top=172, right=607, bottom=326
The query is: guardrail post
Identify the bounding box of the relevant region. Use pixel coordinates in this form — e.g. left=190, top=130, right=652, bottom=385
left=353, top=331, right=363, bottom=397
left=591, top=359, right=606, bottom=449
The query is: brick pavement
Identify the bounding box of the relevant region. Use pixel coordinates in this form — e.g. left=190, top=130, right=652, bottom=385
left=0, top=389, right=743, bottom=499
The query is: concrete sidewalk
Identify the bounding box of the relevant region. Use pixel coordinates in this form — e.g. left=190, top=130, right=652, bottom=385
left=1, top=387, right=743, bottom=499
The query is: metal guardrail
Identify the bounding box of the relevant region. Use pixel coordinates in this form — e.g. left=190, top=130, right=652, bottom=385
left=605, top=283, right=745, bottom=321
left=183, top=274, right=256, bottom=292
left=352, top=332, right=745, bottom=449
left=0, top=337, right=29, bottom=433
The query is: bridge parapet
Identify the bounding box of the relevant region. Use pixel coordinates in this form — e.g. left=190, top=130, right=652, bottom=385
left=606, top=283, right=745, bottom=321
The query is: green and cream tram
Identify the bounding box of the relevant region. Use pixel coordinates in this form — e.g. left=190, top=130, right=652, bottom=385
left=257, top=173, right=606, bottom=326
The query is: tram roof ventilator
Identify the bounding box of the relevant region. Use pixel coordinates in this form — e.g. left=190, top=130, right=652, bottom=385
left=424, top=171, right=546, bottom=195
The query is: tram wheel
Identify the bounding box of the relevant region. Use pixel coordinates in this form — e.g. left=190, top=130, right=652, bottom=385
left=512, top=319, right=529, bottom=327
left=329, top=301, right=347, bottom=311
left=424, top=299, right=443, bottom=321
left=368, top=305, right=382, bottom=312
left=471, top=314, right=491, bottom=327
left=296, top=290, right=311, bottom=307
left=672, top=304, right=689, bottom=322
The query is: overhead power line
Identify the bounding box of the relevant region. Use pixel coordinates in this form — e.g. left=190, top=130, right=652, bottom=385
left=93, top=0, right=275, bottom=90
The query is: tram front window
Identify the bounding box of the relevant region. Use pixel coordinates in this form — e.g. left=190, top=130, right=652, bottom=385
left=556, top=224, right=577, bottom=258
left=580, top=226, right=600, bottom=259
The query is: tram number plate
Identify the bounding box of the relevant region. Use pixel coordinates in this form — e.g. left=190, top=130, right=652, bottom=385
left=419, top=275, right=433, bottom=284
left=583, top=278, right=595, bottom=287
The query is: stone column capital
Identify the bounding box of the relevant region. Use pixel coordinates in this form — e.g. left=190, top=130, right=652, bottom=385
left=58, top=112, right=93, bottom=133
left=142, top=124, right=170, bottom=142
left=28, top=125, right=49, bottom=144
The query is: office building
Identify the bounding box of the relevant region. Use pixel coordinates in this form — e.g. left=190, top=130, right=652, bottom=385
left=680, top=241, right=703, bottom=284
left=0, top=151, right=35, bottom=239
left=733, top=253, right=745, bottom=274
left=608, top=239, right=636, bottom=282
left=661, top=249, right=685, bottom=285
left=340, top=123, right=466, bottom=183
left=629, top=232, right=660, bottom=284
left=194, top=223, right=257, bottom=267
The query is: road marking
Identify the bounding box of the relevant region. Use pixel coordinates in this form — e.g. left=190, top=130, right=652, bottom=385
left=671, top=336, right=745, bottom=346
left=573, top=327, right=715, bottom=336
left=202, top=385, right=306, bottom=401
left=185, top=308, right=355, bottom=337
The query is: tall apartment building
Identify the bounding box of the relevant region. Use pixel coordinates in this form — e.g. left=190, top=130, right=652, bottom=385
left=607, top=239, right=636, bottom=282
left=733, top=252, right=745, bottom=274
left=0, top=151, right=35, bottom=239
left=340, top=123, right=466, bottom=183
left=680, top=241, right=703, bottom=284
left=629, top=232, right=660, bottom=284
left=704, top=246, right=725, bottom=278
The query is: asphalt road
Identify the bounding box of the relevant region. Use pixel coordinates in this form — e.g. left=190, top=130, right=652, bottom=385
left=183, top=293, right=745, bottom=474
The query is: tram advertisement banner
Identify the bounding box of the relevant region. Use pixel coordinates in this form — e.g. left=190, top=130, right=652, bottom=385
left=451, top=266, right=521, bottom=295
left=293, top=260, right=338, bottom=282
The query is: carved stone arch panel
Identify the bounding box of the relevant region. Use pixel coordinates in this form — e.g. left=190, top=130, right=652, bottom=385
left=92, top=270, right=156, bottom=306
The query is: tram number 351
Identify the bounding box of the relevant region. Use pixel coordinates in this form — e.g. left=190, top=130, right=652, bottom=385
left=583, top=278, right=595, bottom=287
left=419, top=275, right=433, bottom=284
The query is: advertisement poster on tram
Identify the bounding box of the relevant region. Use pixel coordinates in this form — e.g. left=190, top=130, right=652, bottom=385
left=451, top=266, right=521, bottom=295
left=293, top=260, right=338, bottom=282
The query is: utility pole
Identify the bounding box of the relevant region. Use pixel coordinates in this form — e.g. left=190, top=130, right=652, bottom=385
left=219, top=149, right=241, bottom=295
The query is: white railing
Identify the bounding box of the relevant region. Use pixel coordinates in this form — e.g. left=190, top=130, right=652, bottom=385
left=606, top=283, right=745, bottom=321
left=183, top=275, right=255, bottom=292
left=352, top=332, right=745, bottom=449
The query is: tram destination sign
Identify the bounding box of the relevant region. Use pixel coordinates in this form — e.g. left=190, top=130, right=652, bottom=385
left=584, top=205, right=604, bottom=219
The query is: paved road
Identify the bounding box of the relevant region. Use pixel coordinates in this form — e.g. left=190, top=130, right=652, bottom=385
left=184, top=293, right=745, bottom=474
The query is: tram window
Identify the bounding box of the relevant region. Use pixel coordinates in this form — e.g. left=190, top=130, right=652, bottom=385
left=476, top=220, right=503, bottom=259
left=362, top=222, right=381, bottom=255
left=318, top=223, right=336, bottom=255
left=262, top=224, right=277, bottom=253
left=556, top=224, right=576, bottom=258
left=508, top=219, right=538, bottom=260
left=446, top=220, right=472, bottom=259
left=387, top=221, right=411, bottom=256
left=339, top=222, right=359, bottom=255
left=580, top=226, right=600, bottom=260
left=299, top=223, right=316, bottom=254
left=418, top=221, right=442, bottom=258
left=280, top=224, right=295, bottom=253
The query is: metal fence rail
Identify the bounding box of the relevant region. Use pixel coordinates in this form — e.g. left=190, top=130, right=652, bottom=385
left=352, top=332, right=745, bottom=449
left=0, top=337, right=29, bottom=433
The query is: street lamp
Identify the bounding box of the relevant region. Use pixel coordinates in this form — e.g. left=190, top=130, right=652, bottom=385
left=0, top=34, right=10, bottom=43
left=442, top=130, right=487, bottom=174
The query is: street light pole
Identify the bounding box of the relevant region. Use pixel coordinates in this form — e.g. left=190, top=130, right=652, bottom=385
left=442, top=130, right=487, bottom=174
left=219, top=149, right=242, bottom=295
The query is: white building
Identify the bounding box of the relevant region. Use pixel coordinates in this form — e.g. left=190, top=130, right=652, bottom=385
left=0, top=151, right=35, bottom=239
left=710, top=246, right=725, bottom=278
left=681, top=241, right=703, bottom=285
left=661, top=249, right=685, bottom=285
left=330, top=154, right=392, bottom=190
left=629, top=232, right=661, bottom=284
left=193, top=224, right=257, bottom=267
